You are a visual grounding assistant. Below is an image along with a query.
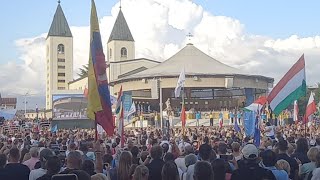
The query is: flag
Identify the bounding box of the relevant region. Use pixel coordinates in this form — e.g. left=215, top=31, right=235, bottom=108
left=219, top=117, right=223, bottom=129
left=244, top=111, right=256, bottom=136
left=117, top=101, right=125, bottom=148
left=293, top=100, right=299, bottom=122
left=243, top=96, right=267, bottom=112
left=234, top=116, right=241, bottom=132
left=126, top=101, right=136, bottom=122
left=253, top=114, right=260, bottom=147
left=87, top=0, right=114, bottom=136
left=51, top=124, right=58, bottom=133
left=174, top=68, right=185, bottom=98
left=267, top=55, right=306, bottom=115
left=305, top=92, right=317, bottom=123
left=181, top=103, right=186, bottom=128
left=115, top=86, right=123, bottom=114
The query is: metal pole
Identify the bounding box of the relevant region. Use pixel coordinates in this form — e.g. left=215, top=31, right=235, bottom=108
left=159, top=79, right=163, bottom=129
left=24, top=95, right=27, bottom=115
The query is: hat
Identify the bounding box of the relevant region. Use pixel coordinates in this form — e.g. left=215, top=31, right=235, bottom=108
left=242, top=144, right=258, bottom=159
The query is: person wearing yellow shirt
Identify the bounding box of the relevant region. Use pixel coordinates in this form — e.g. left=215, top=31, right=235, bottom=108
left=209, top=111, right=214, bottom=126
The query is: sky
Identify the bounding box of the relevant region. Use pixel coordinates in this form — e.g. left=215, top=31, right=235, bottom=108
left=0, top=0, right=320, bottom=110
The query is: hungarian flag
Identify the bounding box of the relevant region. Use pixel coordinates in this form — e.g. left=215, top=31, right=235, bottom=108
left=87, top=0, right=114, bottom=136
left=268, top=55, right=306, bottom=115
left=244, top=96, right=267, bottom=112
left=305, top=92, right=317, bottom=123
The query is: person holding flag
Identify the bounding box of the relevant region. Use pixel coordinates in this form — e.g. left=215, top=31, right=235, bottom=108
left=305, top=92, right=317, bottom=126
left=175, top=68, right=186, bottom=131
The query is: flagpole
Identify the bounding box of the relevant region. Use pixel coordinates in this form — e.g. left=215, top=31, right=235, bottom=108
left=159, top=79, right=163, bottom=130
left=181, top=84, right=185, bottom=135
left=95, top=117, right=98, bottom=141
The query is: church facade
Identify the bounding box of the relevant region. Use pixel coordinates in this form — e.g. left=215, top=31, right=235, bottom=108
left=45, top=2, right=273, bottom=118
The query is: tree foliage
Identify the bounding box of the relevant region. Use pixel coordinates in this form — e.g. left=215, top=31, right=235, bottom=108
left=297, top=83, right=320, bottom=115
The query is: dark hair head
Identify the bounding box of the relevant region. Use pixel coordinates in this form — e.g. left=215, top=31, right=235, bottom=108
left=161, top=161, right=179, bottom=180
left=266, top=122, right=271, bottom=126
left=150, top=145, right=163, bottom=159
left=164, top=152, right=175, bottom=162
left=103, top=154, right=113, bottom=164
left=199, top=144, right=212, bottom=161
left=68, top=170, right=91, bottom=180
left=81, top=160, right=95, bottom=176
left=296, top=138, right=309, bottom=154
left=131, top=146, right=139, bottom=157
left=46, top=156, right=61, bottom=174
left=193, top=161, right=214, bottom=180
left=211, top=159, right=227, bottom=180
left=218, top=142, right=228, bottom=154
left=261, top=149, right=277, bottom=167
left=9, top=148, right=20, bottom=161
left=161, top=143, right=169, bottom=154
left=278, top=139, right=288, bottom=151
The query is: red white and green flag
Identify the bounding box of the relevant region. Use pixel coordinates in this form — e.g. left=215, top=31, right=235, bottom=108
left=244, top=96, right=267, bottom=112
left=267, top=55, right=306, bottom=115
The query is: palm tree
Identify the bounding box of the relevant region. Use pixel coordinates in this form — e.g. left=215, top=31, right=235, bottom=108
left=77, top=64, right=89, bottom=78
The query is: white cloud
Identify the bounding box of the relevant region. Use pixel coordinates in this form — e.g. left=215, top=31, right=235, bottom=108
left=1, top=0, right=320, bottom=108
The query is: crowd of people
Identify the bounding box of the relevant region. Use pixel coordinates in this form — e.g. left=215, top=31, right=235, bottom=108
left=1, top=119, right=320, bottom=180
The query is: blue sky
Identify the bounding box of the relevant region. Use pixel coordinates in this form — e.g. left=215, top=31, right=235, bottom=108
left=1, top=0, right=319, bottom=63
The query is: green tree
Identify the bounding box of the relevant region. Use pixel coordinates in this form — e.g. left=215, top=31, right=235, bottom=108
left=77, top=64, right=89, bottom=78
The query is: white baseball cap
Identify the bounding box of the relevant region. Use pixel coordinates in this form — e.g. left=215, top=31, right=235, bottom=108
left=242, top=144, right=258, bottom=159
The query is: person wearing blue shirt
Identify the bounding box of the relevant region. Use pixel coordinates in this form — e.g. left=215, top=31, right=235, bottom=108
left=262, top=150, right=288, bottom=180
left=229, top=111, right=235, bottom=125
left=237, top=111, right=242, bottom=125
left=196, top=111, right=201, bottom=127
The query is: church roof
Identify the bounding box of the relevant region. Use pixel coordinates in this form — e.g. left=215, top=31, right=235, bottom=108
left=108, top=9, right=134, bottom=43
left=121, top=43, right=245, bottom=80
left=47, top=4, right=72, bottom=38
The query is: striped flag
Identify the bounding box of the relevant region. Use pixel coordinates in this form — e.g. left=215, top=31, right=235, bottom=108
left=293, top=100, right=299, bottom=122
left=244, top=96, right=267, bottom=112
left=87, top=0, right=114, bottom=136
left=305, top=92, right=317, bottom=123
left=116, top=87, right=125, bottom=148
left=181, top=102, right=186, bottom=128
left=267, top=55, right=306, bottom=115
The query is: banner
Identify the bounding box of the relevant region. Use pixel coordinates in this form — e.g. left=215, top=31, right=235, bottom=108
left=123, top=91, right=132, bottom=117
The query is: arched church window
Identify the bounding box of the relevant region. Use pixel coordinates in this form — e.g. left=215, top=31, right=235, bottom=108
left=121, top=47, right=127, bottom=58
left=109, top=48, right=112, bottom=58
left=57, top=44, right=65, bottom=54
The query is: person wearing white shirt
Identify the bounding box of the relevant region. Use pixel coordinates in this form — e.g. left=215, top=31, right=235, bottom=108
left=264, top=122, right=275, bottom=139
left=29, top=148, right=53, bottom=180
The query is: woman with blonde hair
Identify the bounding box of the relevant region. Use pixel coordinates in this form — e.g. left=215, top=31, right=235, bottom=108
left=276, top=160, right=291, bottom=179
left=298, top=147, right=319, bottom=180
left=133, top=165, right=149, bottom=180
left=109, top=151, right=132, bottom=180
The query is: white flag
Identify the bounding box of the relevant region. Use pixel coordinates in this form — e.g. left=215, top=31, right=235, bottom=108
left=293, top=100, right=299, bottom=122
left=175, top=68, right=185, bottom=98
left=126, top=101, right=136, bottom=122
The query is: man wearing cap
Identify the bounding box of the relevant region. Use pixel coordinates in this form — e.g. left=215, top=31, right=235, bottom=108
left=231, top=144, right=276, bottom=180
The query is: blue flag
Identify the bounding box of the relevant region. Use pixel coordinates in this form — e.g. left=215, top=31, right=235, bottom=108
left=244, top=111, right=255, bottom=136
left=51, top=124, right=58, bottom=133
left=254, top=115, right=260, bottom=147
left=234, top=117, right=241, bottom=132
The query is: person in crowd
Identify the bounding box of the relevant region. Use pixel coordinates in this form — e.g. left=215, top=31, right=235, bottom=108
left=91, top=173, right=108, bottom=180
left=109, top=151, right=132, bottom=180
left=209, top=111, right=214, bottom=126
left=261, top=149, right=288, bottom=180
left=186, top=143, right=213, bottom=180
left=60, top=151, right=83, bottom=174
left=81, top=159, right=96, bottom=176
left=291, top=138, right=310, bottom=164
left=276, top=160, right=291, bottom=179
left=196, top=111, right=201, bottom=127
left=193, top=161, right=214, bottom=180
left=264, top=122, right=275, bottom=140
left=4, top=148, right=30, bottom=180
left=29, top=148, right=54, bottom=180
left=131, top=146, right=140, bottom=165
left=211, top=158, right=232, bottom=180
left=0, top=154, right=8, bottom=179
left=161, top=161, right=180, bottom=180
left=175, top=144, right=193, bottom=173
left=133, top=165, right=149, bottom=180
left=145, top=145, right=164, bottom=180
left=231, top=142, right=242, bottom=161
left=129, top=164, right=138, bottom=180
left=37, top=156, right=61, bottom=180
left=299, top=147, right=319, bottom=180
left=277, top=139, right=299, bottom=180
left=231, top=144, right=276, bottom=180
left=23, top=147, right=39, bottom=170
